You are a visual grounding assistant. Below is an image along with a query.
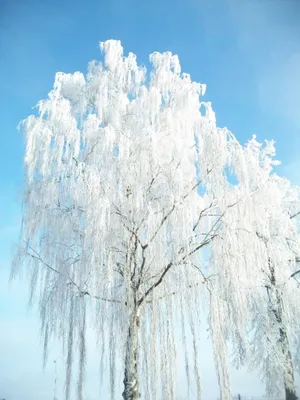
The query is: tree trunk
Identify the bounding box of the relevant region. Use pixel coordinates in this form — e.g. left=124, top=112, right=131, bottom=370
left=286, top=386, right=298, bottom=400
left=274, top=296, right=297, bottom=399
left=267, top=260, right=298, bottom=400
left=279, top=327, right=298, bottom=400
left=122, top=311, right=140, bottom=400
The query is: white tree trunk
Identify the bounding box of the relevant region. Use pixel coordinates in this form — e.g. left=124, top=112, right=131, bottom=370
left=122, top=310, right=140, bottom=400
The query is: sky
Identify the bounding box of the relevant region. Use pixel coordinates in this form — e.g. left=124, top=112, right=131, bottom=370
left=0, top=0, right=300, bottom=399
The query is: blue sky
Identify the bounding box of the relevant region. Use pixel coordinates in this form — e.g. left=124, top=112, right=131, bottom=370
left=0, top=0, right=300, bottom=399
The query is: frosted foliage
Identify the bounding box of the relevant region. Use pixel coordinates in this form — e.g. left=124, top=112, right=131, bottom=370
left=247, top=177, right=300, bottom=397
left=207, top=135, right=300, bottom=398
left=14, top=40, right=245, bottom=400
left=13, top=39, right=300, bottom=400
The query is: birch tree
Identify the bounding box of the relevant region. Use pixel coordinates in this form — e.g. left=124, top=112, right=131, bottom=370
left=204, top=136, right=281, bottom=400
left=252, top=177, right=300, bottom=400
left=244, top=177, right=300, bottom=400
left=207, top=135, right=300, bottom=400
left=12, top=40, right=246, bottom=400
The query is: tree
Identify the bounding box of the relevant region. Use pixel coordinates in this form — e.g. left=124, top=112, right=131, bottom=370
left=12, top=40, right=246, bottom=400
left=250, top=177, right=300, bottom=400
left=256, top=176, right=300, bottom=400
left=256, top=182, right=299, bottom=400
left=206, top=136, right=300, bottom=400
left=203, top=136, right=281, bottom=400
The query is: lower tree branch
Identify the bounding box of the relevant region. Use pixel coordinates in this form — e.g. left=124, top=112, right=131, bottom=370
left=25, top=245, right=121, bottom=304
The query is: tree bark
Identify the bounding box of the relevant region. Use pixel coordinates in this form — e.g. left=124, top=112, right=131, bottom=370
left=286, top=384, right=298, bottom=400
left=279, top=326, right=298, bottom=400
left=267, top=259, right=298, bottom=400
left=122, top=311, right=140, bottom=400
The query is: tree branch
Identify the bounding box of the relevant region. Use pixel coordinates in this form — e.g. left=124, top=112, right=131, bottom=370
left=84, top=140, right=99, bottom=163
left=137, top=195, right=241, bottom=306
left=193, top=200, right=214, bottom=232
left=138, top=238, right=211, bottom=306
left=136, top=245, right=147, bottom=289
left=290, top=269, right=300, bottom=280
left=290, top=211, right=300, bottom=220
left=147, top=203, right=175, bottom=245
left=138, top=261, right=173, bottom=306
left=25, top=245, right=121, bottom=304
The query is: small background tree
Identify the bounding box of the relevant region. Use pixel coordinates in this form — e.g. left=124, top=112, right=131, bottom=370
left=207, top=136, right=300, bottom=400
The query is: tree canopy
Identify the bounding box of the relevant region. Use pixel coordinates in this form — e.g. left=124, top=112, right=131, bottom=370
left=13, top=40, right=300, bottom=400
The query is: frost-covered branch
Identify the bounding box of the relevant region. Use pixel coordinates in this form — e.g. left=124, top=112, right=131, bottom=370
left=14, top=39, right=297, bottom=400
left=290, top=210, right=300, bottom=220
left=193, top=200, right=215, bottom=232
left=25, top=245, right=121, bottom=303
left=138, top=237, right=211, bottom=306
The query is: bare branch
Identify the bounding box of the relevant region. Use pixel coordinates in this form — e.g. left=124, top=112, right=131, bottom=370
left=138, top=261, right=173, bottom=306
left=147, top=203, right=175, bottom=245
left=27, top=245, right=60, bottom=275
left=290, top=269, right=300, bottom=280
left=146, top=281, right=204, bottom=303
left=290, top=211, right=300, bottom=220
left=138, top=237, right=211, bottom=306
left=193, top=200, right=214, bottom=232
left=84, top=140, right=99, bottom=163
left=25, top=245, right=121, bottom=304
left=136, top=246, right=147, bottom=289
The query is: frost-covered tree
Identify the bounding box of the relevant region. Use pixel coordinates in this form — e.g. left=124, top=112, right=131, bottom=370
left=203, top=136, right=281, bottom=400
left=206, top=135, right=300, bottom=400
left=252, top=177, right=300, bottom=400
left=12, top=40, right=248, bottom=400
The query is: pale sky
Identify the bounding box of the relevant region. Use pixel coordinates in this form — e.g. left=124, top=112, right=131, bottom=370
left=0, top=0, right=300, bottom=399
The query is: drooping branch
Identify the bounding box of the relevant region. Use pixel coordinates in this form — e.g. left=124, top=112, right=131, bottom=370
left=146, top=264, right=217, bottom=303
left=138, top=237, right=211, bottom=306
left=193, top=200, right=215, bottom=232
left=136, top=245, right=147, bottom=290
left=113, top=204, right=145, bottom=248
left=25, top=245, right=122, bottom=304
left=290, top=211, right=300, bottom=220
left=290, top=268, right=300, bottom=281
left=138, top=261, right=173, bottom=306
left=84, top=140, right=100, bottom=163
left=146, top=281, right=204, bottom=303
left=26, top=245, right=60, bottom=275
left=146, top=173, right=212, bottom=247
left=137, top=195, right=239, bottom=306
left=147, top=203, right=175, bottom=245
